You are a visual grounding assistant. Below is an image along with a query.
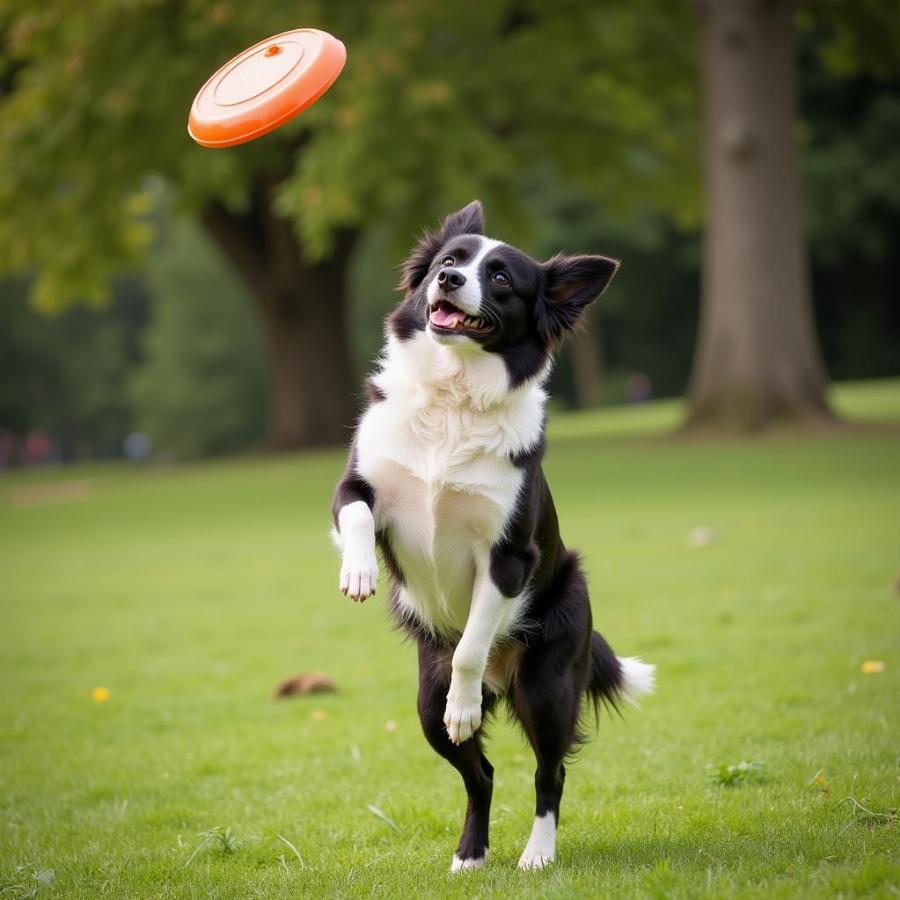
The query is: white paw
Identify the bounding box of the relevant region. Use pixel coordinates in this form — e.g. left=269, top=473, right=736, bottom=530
left=450, top=850, right=487, bottom=873
left=517, top=850, right=554, bottom=870
left=443, top=679, right=482, bottom=744
left=339, top=549, right=378, bottom=601
left=518, top=813, right=556, bottom=870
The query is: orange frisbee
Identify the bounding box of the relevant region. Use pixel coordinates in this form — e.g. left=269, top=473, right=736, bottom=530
left=188, top=28, right=346, bottom=148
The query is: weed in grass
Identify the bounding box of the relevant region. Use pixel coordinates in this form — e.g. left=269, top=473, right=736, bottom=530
left=184, top=827, right=240, bottom=867
left=276, top=834, right=305, bottom=869
left=709, top=760, right=766, bottom=786
left=845, top=797, right=897, bottom=828
left=366, top=805, right=400, bottom=832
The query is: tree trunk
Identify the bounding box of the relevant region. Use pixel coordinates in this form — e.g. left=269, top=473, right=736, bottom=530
left=258, top=234, right=358, bottom=449
left=686, top=0, right=833, bottom=430
left=201, top=187, right=359, bottom=450
left=569, top=314, right=603, bottom=408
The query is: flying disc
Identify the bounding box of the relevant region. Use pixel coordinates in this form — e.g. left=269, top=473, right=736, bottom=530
left=188, top=28, right=346, bottom=148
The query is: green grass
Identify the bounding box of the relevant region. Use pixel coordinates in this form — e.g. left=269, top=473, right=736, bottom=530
left=2, top=380, right=899, bottom=898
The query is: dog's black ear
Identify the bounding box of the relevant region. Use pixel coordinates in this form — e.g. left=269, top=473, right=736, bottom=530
left=537, top=254, right=620, bottom=345
left=399, top=201, right=485, bottom=293
left=399, top=229, right=446, bottom=293
left=440, top=200, right=485, bottom=240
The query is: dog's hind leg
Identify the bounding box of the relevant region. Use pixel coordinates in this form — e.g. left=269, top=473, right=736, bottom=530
left=509, top=638, right=586, bottom=870
left=416, top=639, right=495, bottom=872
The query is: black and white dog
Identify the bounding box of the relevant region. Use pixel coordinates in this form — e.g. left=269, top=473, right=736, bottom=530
left=332, top=201, right=654, bottom=871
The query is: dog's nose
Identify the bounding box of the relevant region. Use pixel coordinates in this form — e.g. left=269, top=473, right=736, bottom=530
left=437, top=268, right=466, bottom=292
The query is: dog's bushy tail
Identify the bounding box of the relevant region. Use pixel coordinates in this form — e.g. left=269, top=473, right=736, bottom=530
left=588, top=630, right=656, bottom=713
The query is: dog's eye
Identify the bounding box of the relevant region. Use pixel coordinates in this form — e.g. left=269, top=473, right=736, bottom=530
left=492, top=271, right=510, bottom=286
left=440, top=256, right=454, bottom=267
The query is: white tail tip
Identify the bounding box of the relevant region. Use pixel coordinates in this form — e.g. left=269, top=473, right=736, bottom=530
left=618, top=657, right=656, bottom=707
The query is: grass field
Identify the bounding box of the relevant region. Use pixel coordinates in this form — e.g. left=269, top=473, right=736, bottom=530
left=2, top=379, right=898, bottom=898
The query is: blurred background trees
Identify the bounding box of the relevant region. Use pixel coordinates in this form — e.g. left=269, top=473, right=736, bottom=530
left=0, top=0, right=897, bottom=461
left=132, top=216, right=266, bottom=459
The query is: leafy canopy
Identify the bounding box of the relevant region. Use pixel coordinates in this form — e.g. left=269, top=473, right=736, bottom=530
left=0, top=0, right=698, bottom=311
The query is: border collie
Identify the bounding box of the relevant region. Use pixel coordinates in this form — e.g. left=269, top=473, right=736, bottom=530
left=332, top=201, right=654, bottom=871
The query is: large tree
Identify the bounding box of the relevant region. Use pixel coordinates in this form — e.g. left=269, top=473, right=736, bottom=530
left=0, top=0, right=697, bottom=447
left=686, top=0, right=832, bottom=429
left=685, top=0, right=900, bottom=430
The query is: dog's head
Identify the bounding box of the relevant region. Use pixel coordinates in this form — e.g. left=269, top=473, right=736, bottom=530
left=389, top=200, right=619, bottom=387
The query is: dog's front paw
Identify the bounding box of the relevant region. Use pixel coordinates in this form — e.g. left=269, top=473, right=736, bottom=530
left=339, top=549, right=378, bottom=601
left=444, top=679, right=483, bottom=744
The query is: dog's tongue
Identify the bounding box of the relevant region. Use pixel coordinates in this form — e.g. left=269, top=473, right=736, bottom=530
left=431, top=304, right=465, bottom=328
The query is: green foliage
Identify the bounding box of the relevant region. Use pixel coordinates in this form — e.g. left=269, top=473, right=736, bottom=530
left=800, top=1, right=900, bottom=81
left=523, top=184, right=701, bottom=402
left=804, top=91, right=900, bottom=262
left=0, top=215, right=269, bottom=460
left=0, top=0, right=699, bottom=309
left=0, top=275, right=142, bottom=454
left=280, top=0, right=701, bottom=256
left=1, top=381, right=897, bottom=897
left=796, top=18, right=900, bottom=382
left=132, top=218, right=266, bottom=459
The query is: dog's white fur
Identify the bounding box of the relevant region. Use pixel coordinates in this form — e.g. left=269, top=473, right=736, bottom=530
left=344, top=312, right=546, bottom=742
left=451, top=849, right=488, bottom=872
left=619, top=656, right=657, bottom=706
left=425, top=238, right=505, bottom=318
left=352, top=328, right=546, bottom=632
left=518, top=812, right=557, bottom=869
left=336, top=501, right=379, bottom=599
left=441, top=547, right=512, bottom=743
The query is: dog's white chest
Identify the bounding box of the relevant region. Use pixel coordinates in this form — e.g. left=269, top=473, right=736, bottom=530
left=357, top=395, right=523, bottom=635
left=354, top=336, right=546, bottom=636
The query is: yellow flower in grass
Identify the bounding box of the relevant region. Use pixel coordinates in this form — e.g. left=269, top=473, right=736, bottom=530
left=861, top=660, right=885, bottom=674
left=91, top=686, right=111, bottom=702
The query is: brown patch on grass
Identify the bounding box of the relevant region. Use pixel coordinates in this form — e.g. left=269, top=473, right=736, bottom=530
left=273, top=672, right=337, bottom=699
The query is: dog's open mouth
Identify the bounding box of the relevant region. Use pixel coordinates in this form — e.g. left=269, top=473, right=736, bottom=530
left=429, top=299, right=492, bottom=334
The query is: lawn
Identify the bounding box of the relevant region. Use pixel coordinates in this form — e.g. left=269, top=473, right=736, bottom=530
left=1, top=379, right=898, bottom=898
